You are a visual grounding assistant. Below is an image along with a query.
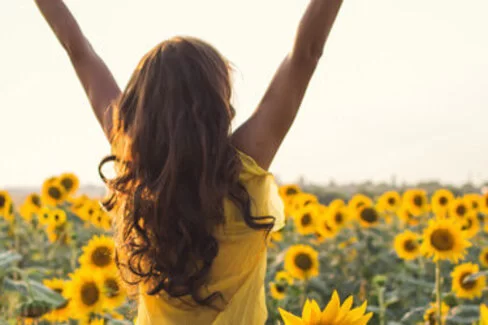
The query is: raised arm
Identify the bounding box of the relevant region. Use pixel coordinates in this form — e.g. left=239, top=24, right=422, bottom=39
left=232, top=0, right=343, bottom=170
left=34, top=0, right=121, bottom=140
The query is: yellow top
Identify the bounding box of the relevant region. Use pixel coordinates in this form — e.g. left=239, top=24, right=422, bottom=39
left=136, top=150, right=285, bottom=325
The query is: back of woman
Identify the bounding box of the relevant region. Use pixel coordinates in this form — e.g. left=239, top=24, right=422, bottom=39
left=138, top=150, right=285, bottom=324
left=33, top=0, right=343, bottom=323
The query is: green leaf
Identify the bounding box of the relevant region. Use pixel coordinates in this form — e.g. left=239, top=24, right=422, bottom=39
left=3, top=278, right=66, bottom=308
left=0, top=251, right=22, bottom=268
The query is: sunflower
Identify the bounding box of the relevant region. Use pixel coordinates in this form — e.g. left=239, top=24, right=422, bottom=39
left=279, top=184, right=301, bottom=198
left=377, top=191, right=401, bottom=213
left=38, top=207, right=53, bottom=226
left=420, top=218, right=471, bottom=263
left=50, top=209, right=67, bottom=227
left=71, top=195, right=89, bottom=213
left=91, top=209, right=106, bottom=229
left=2, top=201, right=15, bottom=223
left=291, top=193, right=319, bottom=213
left=449, top=198, right=471, bottom=220
left=272, top=271, right=294, bottom=299
left=316, top=213, right=338, bottom=240
left=397, top=205, right=420, bottom=226
left=479, top=248, right=488, bottom=268
left=79, top=235, right=116, bottom=271
left=423, top=302, right=450, bottom=325
left=357, top=206, right=381, bottom=228
left=0, top=190, right=12, bottom=215
left=45, top=222, right=71, bottom=245
left=348, top=194, right=373, bottom=214
left=41, top=178, right=67, bottom=207
left=76, top=200, right=101, bottom=222
left=394, top=231, right=421, bottom=261
left=42, top=278, right=71, bottom=322
left=431, top=189, right=455, bottom=218
left=284, top=245, right=319, bottom=280
left=460, top=213, right=480, bottom=239
left=270, top=231, right=284, bottom=247
left=270, top=282, right=288, bottom=300
left=327, top=205, right=349, bottom=231
left=20, top=204, right=34, bottom=223
left=329, top=199, right=345, bottom=210
left=64, top=269, right=104, bottom=318
left=59, top=173, right=80, bottom=196
left=293, top=205, right=319, bottom=236
left=279, top=291, right=372, bottom=325
left=451, top=263, right=485, bottom=299
left=403, top=189, right=428, bottom=217
left=481, top=194, right=488, bottom=215
left=464, top=193, right=482, bottom=213
left=19, top=193, right=42, bottom=223
left=481, top=304, right=488, bottom=325
left=100, top=267, right=126, bottom=309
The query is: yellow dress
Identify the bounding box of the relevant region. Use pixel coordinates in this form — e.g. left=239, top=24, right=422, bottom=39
left=136, top=150, right=285, bottom=325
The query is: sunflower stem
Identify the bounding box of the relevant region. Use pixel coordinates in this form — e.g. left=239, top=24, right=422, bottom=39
left=435, top=260, right=443, bottom=325
left=378, top=286, right=386, bottom=325
left=299, top=279, right=308, bottom=307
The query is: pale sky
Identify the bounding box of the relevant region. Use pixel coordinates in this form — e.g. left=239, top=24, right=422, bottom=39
left=1, top=0, right=487, bottom=188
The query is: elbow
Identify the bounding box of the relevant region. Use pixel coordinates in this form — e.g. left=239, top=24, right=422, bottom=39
left=65, top=42, right=90, bottom=62
left=291, top=44, right=323, bottom=67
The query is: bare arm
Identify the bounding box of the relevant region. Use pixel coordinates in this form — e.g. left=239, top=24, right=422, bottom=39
left=34, top=0, right=121, bottom=140
left=232, top=0, right=343, bottom=169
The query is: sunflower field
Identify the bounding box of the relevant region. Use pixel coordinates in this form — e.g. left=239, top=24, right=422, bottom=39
left=2, top=175, right=488, bottom=325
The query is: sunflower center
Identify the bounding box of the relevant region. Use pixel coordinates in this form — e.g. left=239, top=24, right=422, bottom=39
left=430, top=229, right=454, bottom=251
left=61, top=178, right=74, bottom=191
left=456, top=205, right=467, bottom=217
left=42, top=213, right=49, bottom=221
left=324, top=221, right=333, bottom=232
left=275, top=283, right=286, bottom=293
left=462, top=218, right=473, bottom=231
left=88, top=209, right=94, bottom=216
left=48, top=187, right=62, bottom=200
left=460, top=272, right=477, bottom=290
left=294, top=253, right=313, bottom=271
left=403, top=239, right=418, bottom=252
left=0, top=196, right=5, bottom=208
left=301, top=213, right=312, bottom=227
left=54, top=288, right=63, bottom=295
left=80, top=282, right=100, bottom=306
left=439, top=196, right=448, bottom=206
left=104, top=278, right=120, bottom=298
left=304, top=200, right=312, bottom=206
left=335, top=213, right=343, bottom=224
left=428, top=312, right=436, bottom=325
left=387, top=197, right=396, bottom=206
left=54, top=214, right=60, bottom=222
left=31, top=195, right=41, bottom=207
left=360, top=208, right=378, bottom=224
left=91, top=246, right=112, bottom=267
left=286, top=188, right=298, bottom=196
left=413, top=195, right=423, bottom=207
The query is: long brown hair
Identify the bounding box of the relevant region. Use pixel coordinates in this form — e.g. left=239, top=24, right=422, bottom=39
left=99, top=37, right=273, bottom=307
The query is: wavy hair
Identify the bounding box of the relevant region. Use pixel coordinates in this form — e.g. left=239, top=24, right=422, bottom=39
left=99, top=37, right=273, bottom=307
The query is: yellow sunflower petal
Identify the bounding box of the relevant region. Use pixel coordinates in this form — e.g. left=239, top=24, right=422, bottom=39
left=279, top=308, right=305, bottom=325
left=320, top=291, right=341, bottom=323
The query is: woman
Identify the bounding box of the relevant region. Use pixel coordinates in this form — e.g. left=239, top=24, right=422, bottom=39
left=34, top=0, right=343, bottom=324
